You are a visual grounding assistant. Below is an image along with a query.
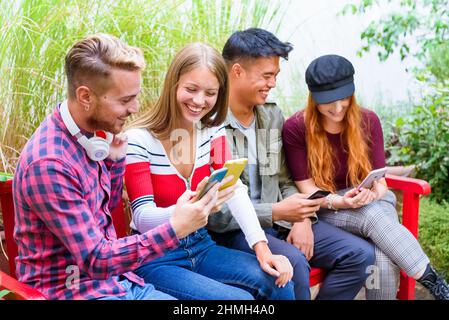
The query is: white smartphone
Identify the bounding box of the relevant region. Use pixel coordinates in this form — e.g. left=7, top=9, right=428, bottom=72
left=357, top=167, right=387, bottom=190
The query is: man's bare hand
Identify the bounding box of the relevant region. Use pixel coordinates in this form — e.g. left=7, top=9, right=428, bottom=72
left=272, top=193, right=321, bottom=222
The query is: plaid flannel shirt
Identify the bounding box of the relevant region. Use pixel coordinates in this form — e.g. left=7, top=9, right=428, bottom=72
left=12, top=104, right=179, bottom=299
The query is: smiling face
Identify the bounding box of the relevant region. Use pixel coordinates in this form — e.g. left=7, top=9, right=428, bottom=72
left=176, top=66, right=220, bottom=128
left=86, top=68, right=141, bottom=134
left=317, top=97, right=351, bottom=125
left=235, top=56, right=280, bottom=107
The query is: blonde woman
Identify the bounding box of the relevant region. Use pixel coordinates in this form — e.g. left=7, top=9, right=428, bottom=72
left=124, top=43, right=294, bottom=300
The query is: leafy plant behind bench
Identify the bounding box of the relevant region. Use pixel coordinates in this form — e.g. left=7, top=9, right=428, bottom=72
left=386, top=85, right=449, bottom=202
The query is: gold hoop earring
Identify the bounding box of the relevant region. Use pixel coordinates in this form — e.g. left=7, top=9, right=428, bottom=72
left=84, top=104, right=90, bottom=111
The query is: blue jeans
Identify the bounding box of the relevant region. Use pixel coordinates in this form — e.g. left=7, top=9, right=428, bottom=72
left=135, top=227, right=294, bottom=300
left=210, top=220, right=375, bottom=300
left=96, top=278, right=177, bottom=300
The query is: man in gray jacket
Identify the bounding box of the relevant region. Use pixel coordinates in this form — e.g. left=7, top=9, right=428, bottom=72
left=207, top=28, right=375, bottom=300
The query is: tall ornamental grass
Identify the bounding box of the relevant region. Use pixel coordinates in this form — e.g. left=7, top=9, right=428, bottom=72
left=0, top=0, right=290, bottom=173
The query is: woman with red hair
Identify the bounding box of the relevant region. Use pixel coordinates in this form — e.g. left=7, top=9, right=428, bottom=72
left=282, top=54, right=448, bottom=300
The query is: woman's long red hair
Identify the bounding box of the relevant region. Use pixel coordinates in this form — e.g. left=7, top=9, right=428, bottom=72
left=304, top=94, right=372, bottom=192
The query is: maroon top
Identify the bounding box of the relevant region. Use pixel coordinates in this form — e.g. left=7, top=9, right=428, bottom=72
left=282, top=108, right=386, bottom=190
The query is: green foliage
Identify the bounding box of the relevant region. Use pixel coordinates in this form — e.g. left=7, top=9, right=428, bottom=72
left=0, top=172, right=13, bottom=182
left=426, top=42, right=449, bottom=83
left=0, top=289, right=12, bottom=299
left=342, top=0, right=449, bottom=65
left=369, top=100, right=413, bottom=159
left=0, top=0, right=290, bottom=173
left=386, top=85, right=449, bottom=202
left=344, top=0, right=449, bottom=202
left=419, top=198, right=449, bottom=279
left=273, top=67, right=308, bottom=118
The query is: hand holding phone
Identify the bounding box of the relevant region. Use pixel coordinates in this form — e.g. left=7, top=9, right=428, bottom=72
left=307, top=190, right=331, bottom=200
left=219, top=158, right=248, bottom=190
left=357, top=167, right=387, bottom=190
left=195, top=167, right=229, bottom=200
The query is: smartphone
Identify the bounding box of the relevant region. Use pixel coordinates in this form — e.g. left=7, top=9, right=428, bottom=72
left=196, top=167, right=229, bottom=200
left=357, top=167, right=387, bottom=190
left=219, top=158, right=248, bottom=191
left=307, top=189, right=331, bottom=200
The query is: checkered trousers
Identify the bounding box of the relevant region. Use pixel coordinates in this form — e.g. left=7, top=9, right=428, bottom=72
left=318, top=190, right=429, bottom=300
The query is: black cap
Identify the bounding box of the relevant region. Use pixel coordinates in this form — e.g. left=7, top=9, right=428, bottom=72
left=305, top=54, right=355, bottom=104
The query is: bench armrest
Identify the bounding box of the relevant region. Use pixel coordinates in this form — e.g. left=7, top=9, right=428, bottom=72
left=385, top=174, right=431, bottom=300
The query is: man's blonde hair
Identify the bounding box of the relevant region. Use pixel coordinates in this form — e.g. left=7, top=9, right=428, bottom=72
left=65, top=33, right=145, bottom=99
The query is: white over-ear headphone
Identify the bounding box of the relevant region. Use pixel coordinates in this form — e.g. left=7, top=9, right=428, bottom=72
left=60, top=100, right=113, bottom=161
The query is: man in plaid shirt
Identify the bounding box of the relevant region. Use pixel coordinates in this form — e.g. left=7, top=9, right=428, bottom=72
left=12, top=34, right=220, bottom=300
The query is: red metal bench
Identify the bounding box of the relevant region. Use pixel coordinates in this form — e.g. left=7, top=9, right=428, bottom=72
left=0, top=174, right=431, bottom=300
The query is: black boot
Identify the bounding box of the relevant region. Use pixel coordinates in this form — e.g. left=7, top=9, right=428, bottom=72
left=417, top=265, right=449, bottom=300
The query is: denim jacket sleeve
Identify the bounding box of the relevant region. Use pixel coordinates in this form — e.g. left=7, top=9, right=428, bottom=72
left=274, top=145, right=318, bottom=226
left=278, top=145, right=299, bottom=199
left=277, top=113, right=318, bottom=225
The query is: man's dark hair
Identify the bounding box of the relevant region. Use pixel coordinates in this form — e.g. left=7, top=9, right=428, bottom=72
left=222, top=28, right=293, bottom=65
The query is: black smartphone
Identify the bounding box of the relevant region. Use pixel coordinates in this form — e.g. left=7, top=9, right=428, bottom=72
left=307, top=190, right=331, bottom=200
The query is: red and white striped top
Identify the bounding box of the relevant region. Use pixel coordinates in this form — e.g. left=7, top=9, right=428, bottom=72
left=125, top=123, right=267, bottom=248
